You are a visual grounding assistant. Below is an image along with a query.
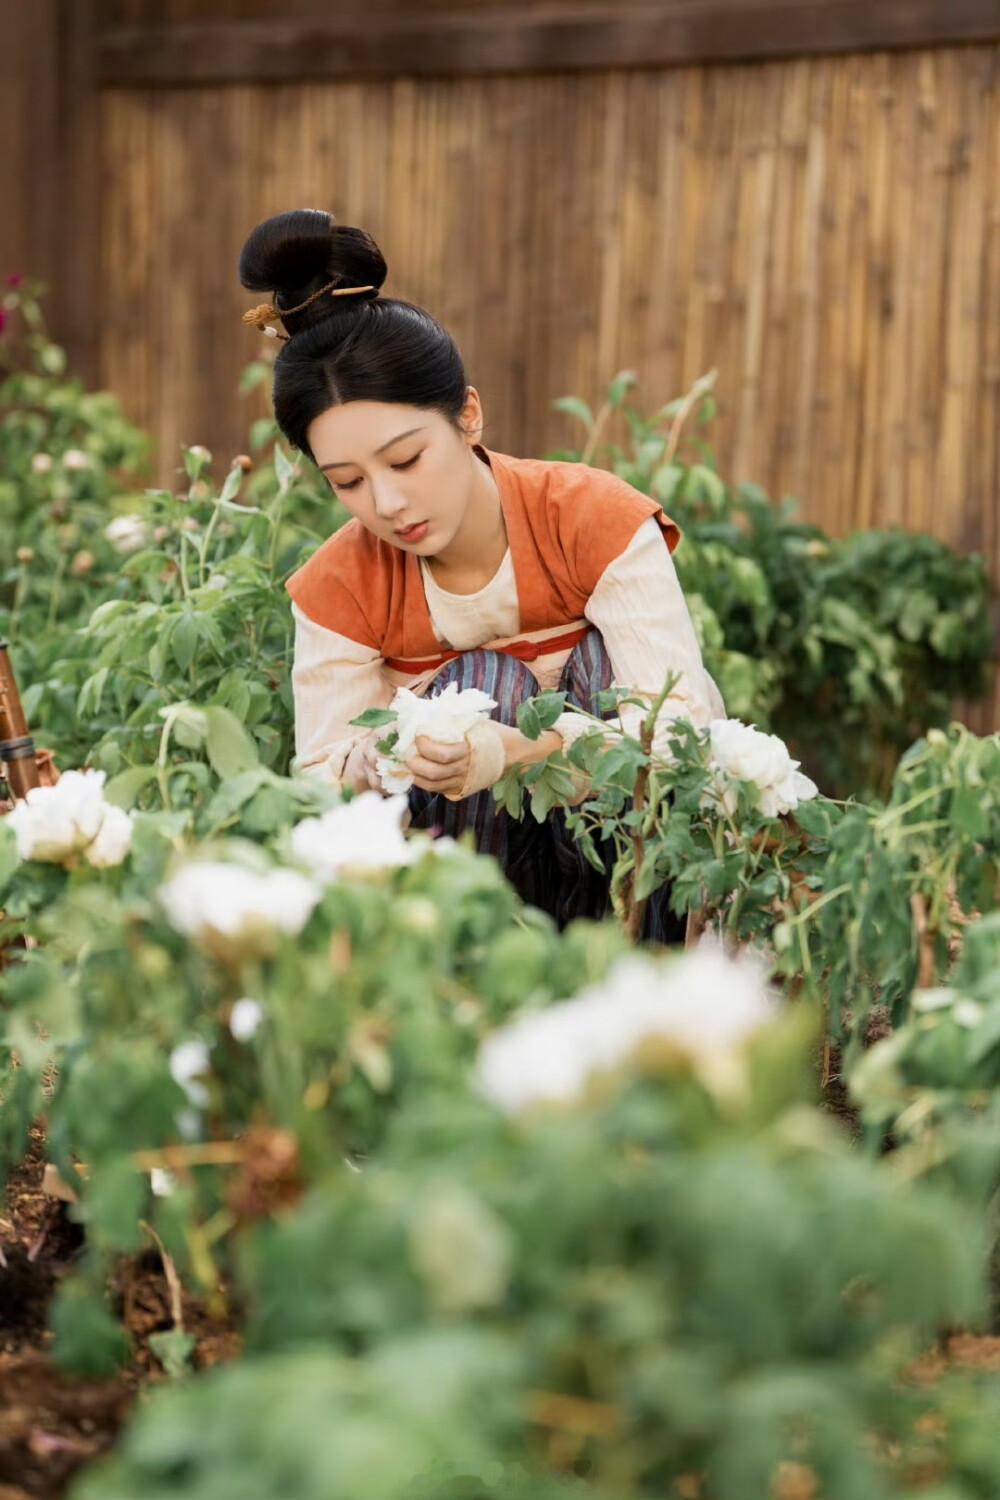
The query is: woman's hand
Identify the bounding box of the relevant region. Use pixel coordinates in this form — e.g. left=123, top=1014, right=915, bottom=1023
left=407, top=735, right=472, bottom=798
left=343, top=729, right=386, bottom=793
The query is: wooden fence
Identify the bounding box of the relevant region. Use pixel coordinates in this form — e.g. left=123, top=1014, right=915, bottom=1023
left=3, top=1, right=999, bottom=726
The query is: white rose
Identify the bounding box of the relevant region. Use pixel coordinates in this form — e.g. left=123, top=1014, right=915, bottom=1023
left=158, top=861, right=321, bottom=959
left=705, top=719, right=819, bottom=819
left=475, top=940, right=778, bottom=1113
left=8, top=769, right=109, bottom=864
left=378, top=683, right=497, bottom=793
left=229, top=997, right=264, bottom=1041
left=709, top=720, right=787, bottom=786
left=170, top=1039, right=211, bottom=1107
left=290, top=792, right=417, bottom=882
left=31, top=453, right=54, bottom=474
left=84, top=803, right=135, bottom=869
left=149, top=1167, right=176, bottom=1198
left=104, top=514, right=151, bottom=554
left=62, top=448, right=92, bottom=471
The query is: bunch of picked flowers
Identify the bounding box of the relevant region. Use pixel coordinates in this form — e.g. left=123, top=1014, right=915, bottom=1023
left=374, top=682, right=500, bottom=797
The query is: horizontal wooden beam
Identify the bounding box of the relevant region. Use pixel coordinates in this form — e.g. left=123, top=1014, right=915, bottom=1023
left=98, top=1, right=1000, bottom=86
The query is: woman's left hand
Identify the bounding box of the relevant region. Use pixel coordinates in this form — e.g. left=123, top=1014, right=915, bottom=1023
left=407, top=734, right=473, bottom=797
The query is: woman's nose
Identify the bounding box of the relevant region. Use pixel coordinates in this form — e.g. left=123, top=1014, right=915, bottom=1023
left=372, top=481, right=408, bottom=520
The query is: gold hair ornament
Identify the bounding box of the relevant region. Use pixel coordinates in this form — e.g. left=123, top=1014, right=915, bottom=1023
left=242, top=280, right=378, bottom=339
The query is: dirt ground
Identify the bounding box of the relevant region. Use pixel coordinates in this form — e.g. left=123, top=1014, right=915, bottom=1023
left=0, top=1126, right=240, bottom=1498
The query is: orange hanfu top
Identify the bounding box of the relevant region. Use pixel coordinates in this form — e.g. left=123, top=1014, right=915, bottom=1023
left=285, top=444, right=681, bottom=673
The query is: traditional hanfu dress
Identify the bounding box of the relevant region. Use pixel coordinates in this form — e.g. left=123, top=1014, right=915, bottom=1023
left=285, top=443, right=726, bottom=940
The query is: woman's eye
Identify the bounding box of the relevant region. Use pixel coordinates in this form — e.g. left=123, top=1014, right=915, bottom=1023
left=335, top=454, right=420, bottom=494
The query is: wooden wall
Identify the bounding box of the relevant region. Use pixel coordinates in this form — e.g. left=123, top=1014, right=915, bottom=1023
left=4, top=2, right=999, bottom=725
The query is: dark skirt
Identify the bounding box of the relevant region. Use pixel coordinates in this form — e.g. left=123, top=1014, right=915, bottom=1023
left=406, top=629, right=687, bottom=945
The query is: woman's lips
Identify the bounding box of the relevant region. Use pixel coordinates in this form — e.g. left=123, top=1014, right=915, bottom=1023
left=394, top=521, right=429, bottom=543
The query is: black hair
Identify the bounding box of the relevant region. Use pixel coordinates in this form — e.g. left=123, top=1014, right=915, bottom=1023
left=238, top=209, right=470, bottom=464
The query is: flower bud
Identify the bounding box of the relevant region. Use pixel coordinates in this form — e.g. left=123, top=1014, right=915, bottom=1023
left=16, top=546, right=34, bottom=564
left=234, top=454, right=253, bottom=472
left=70, top=549, right=95, bottom=577
left=31, top=452, right=54, bottom=475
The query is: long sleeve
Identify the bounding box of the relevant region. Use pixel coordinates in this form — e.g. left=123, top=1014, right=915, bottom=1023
left=552, top=517, right=726, bottom=759
left=289, top=600, right=394, bottom=785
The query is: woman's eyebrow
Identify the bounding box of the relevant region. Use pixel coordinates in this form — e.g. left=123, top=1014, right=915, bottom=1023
left=319, top=427, right=426, bottom=471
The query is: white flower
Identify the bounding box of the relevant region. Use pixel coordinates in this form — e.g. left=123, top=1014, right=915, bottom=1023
left=289, top=792, right=418, bottom=882
left=149, top=1167, right=176, bottom=1198
left=31, top=452, right=54, bottom=474
left=158, top=861, right=321, bottom=959
left=83, top=802, right=134, bottom=868
left=911, top=987, right=956, bottom=1013
left=475, top=939, right=778, bottom=1114
left=104, top=514, right=151, bottom=554
left=702, top=718, right=818, bottom=820
left=7, top=769, right=131, bottom=869
left=62, top=448, right=92, bottom=471
left=170, top=1040, right=211, bottom=1107
left=376, top=682, right=497, bottom=794
left=229, top=996, right=264, bottom=1041
left=206, top=573, right=227, bottom=591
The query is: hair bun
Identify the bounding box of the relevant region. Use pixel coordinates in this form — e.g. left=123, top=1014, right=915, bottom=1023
left=238, top=209, right=387, bottom=334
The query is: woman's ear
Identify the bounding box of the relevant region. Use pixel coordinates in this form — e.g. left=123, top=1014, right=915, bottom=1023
left=459, top=385, right=485, bottom=444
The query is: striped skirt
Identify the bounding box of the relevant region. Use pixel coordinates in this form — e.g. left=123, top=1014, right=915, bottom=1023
left=407, top=629, right=687, bottom=945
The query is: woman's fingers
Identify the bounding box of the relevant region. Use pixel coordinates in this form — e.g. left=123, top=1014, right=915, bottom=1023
left=413, top=735, right=467, bottom=766
left=407, top=752, right=465, bottom=787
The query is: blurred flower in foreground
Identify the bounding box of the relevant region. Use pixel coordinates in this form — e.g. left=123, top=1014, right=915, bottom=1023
left=158, top=862, right=321, bottom=961
left=475, top=939, right=779, bottom=1113
left=289, top=791, right=422, bottom=881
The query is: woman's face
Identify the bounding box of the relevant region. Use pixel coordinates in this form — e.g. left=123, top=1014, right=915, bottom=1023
left=307, top=391, right=484, bottom=554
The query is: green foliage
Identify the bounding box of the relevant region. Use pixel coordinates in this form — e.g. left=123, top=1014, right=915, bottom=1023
left=548, top=369, right=994, bottom=800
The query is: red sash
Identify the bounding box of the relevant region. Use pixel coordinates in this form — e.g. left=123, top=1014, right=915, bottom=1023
left=383, top=622, right=593, bottom=676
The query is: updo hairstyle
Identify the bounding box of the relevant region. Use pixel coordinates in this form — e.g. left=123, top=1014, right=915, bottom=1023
left=238, top=208, right=470, bottom=464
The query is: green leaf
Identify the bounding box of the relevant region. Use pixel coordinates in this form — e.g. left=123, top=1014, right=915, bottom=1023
left=607, top=368, right=638, bottom=409
left=149, top=1327, right=197, bottom=1380
left=219, top=464, right=243, bottom=505
left=103, top=764, right=158, bottom=809
left=50, top=1278, right=130, bottom=1377
left=350, top=708, right=397, bottom=729
left=517, top=700, right=542, bottom=741
left=0, top=822, right=20, bottom=895
left=203, top=704, right=260, bottom=779
left=274, top=444, right=296, bottom=493
left=171, top=611, right=198, bottom=673
left=552, top=396, right=594, bottom=430
left=83, top=1157, right=146, bottom=1252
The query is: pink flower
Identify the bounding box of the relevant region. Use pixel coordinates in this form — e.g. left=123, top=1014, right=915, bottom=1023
left=7, top=273, right=24, bottom=288
left=0, top=309, right=6, bottom=336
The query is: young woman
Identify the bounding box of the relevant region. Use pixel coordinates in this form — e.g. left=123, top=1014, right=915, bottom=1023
left=239, top=209, right=725, bottom=941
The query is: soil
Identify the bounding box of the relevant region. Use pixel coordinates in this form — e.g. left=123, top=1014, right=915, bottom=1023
left=0, top=1125, right=241, bottom=1498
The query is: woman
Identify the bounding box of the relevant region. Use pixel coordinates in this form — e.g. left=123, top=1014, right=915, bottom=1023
left=239, top=209, right=725, bottom=941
